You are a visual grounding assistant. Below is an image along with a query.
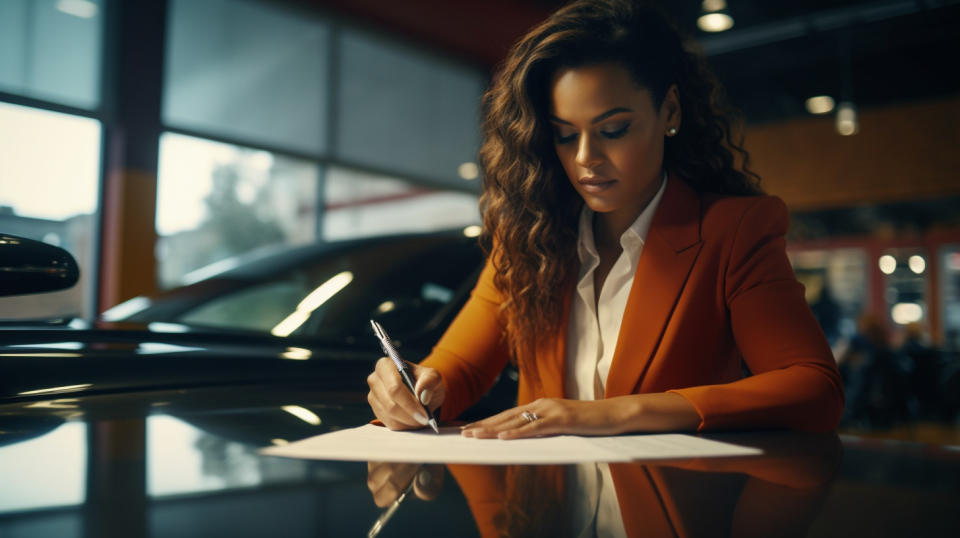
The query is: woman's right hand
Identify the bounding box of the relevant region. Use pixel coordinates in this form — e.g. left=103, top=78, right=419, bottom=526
left=366, top=357, right=445, bottom=430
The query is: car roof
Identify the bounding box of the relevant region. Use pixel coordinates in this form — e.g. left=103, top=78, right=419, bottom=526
left=182, top=229, right=477, bottom=284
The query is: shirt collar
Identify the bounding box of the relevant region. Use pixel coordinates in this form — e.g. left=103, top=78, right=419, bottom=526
left=577, top=172, right=669, bottom=265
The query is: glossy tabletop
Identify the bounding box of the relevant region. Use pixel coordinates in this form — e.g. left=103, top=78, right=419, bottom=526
left=1, top=385, right=958, bottom=538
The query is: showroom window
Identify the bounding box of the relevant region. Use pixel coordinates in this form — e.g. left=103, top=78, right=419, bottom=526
left=163, top=0, right=330, bottom=155
left=159, top=0, right=485, bottom=288
left=323, top=166, right=479, bottom=241
left=335, top=28, right=486, bottom=188
left=0, top=0, right=103, bottom=109
left=0, top=0, right=104, bottom=320
left=879, top=248, right=929, bottom=328
left=0, top=102, right=102, bottom=320
left=789, top=248, right=869, bottom=347
left=156, top=133, right=320, bottom=289
left=941, top=245, right=960, bottom=349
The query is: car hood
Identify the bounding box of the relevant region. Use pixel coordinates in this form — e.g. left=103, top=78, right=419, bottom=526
left=0, top=320, right=379, bottom=402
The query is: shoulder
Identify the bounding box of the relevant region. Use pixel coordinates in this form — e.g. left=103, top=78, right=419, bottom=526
left=699, top=192, right=789, bottom=241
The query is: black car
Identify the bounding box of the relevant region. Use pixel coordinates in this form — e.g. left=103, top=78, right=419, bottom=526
left=0, top=231, right=517, bottom=409
left=102, top=230, right=486, bottom=348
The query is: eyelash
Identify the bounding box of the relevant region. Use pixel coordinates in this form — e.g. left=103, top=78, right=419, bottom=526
left=554, top=123, right=631, bottom=144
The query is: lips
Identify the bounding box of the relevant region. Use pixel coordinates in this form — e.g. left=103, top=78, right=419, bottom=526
left=577, top=176, right=616, bottom=193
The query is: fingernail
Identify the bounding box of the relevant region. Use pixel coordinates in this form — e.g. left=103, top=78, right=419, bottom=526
left=418, top=469, right=432, bottom=487
left=419, top=389, right=431, bottom=405
left=413, top=412, right=428, bottom=425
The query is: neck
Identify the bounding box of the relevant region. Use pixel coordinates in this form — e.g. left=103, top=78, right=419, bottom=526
left=593, top=211, right=631, bottom=250
left=593, top=174, right=664, bottom=248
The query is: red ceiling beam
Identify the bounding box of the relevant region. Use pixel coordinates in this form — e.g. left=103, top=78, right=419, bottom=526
left=312, top=0, right=554, bottom=69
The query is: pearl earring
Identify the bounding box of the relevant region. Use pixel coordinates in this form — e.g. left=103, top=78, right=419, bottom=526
left=667, top=127, right=678, bottom=136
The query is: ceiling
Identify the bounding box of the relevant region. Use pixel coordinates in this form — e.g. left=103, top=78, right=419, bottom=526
left=302, top=0, right=960, bottom=125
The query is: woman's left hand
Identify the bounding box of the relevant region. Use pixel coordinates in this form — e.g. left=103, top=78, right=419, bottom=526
left=460, top=397, right=628, bottom=439
left=460, top=393, right=701, bottom=439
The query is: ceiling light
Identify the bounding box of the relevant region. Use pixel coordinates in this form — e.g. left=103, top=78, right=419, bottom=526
left=805, top=96, right=835, bottom=115
left=836, top=101, right=859, bottom=136
left=702, top=0, right=727, bottom=11
left=698, top=12, right=734, bottom=32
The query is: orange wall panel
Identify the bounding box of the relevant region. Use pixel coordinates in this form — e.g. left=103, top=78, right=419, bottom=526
left=745, top=97, right=960, bottom=210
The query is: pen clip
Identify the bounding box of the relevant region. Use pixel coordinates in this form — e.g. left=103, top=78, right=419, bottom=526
left=370, top=320, right=404, bottom=369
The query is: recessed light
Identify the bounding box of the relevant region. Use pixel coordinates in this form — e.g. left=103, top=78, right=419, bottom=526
left=805, top=96, right=835, bottom=115
left=697, top=13, right=734, bottom=33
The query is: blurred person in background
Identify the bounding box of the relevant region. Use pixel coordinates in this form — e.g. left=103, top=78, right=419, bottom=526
left=898, top=322, right=946, bottom=421
left=839, top=313, right=911, bottom=427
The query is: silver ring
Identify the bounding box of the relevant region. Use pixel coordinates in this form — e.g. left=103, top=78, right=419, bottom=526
left=520, top=411, right=538, bottom=423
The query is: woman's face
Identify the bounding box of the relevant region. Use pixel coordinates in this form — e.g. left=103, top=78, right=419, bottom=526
left=549, top=63, right=680, bottom=225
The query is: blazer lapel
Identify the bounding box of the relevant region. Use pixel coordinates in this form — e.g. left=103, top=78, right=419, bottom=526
left=605, top=177, right=703, bottom=398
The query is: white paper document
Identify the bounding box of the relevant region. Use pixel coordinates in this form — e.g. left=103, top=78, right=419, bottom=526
left=260, top=425, right=762, bottom=464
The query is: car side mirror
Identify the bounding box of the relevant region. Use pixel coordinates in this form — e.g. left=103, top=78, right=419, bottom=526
left=0, top=234, right=80, bottom=297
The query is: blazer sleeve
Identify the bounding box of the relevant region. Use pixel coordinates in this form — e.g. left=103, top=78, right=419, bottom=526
left=419, top=256, right=512, bottom=421
left=669, top=196, right=845, bottom=432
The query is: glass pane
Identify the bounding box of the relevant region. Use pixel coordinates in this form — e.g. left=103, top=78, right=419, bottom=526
left=942, top=246, right=960, bottom=351
left=0, top=102, right=101, bottom=319
left=879, top=248, right=928, bottom=328
left=336, top=28, right=485, bottom=188
left=790, top=248, right=868, bottom=347
left=156, top=132, right=320, bottom=289
left=0, top=0, right=102, bottom=109
left=174, top=233, right=483, bottom=343
left=163, top=0, right=329, bottom=156
left=324, top=166, right=480, bottom=241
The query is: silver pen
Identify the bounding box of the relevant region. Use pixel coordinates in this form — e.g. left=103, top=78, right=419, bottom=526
left=370, top=319, right=440, bottom=434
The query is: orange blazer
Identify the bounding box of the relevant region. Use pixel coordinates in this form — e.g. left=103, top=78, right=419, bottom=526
left=421, top=177, right=844, bottom=432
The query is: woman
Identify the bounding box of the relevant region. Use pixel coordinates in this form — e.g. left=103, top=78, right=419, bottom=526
left=366, top=0, right=843, bottom=438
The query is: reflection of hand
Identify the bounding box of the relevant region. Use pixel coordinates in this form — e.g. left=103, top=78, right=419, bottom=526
left=366, top=462, right=444, bottom=507
left=366, top=357, right=445, bottom=430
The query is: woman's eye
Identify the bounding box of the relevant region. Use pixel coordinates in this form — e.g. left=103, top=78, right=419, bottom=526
left=554, top=131, right=577, bottom=144
left=600, top=123, right=630, bottom=139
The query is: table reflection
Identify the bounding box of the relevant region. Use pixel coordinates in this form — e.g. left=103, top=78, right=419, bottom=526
left=368, top=432, right=842, bottom=538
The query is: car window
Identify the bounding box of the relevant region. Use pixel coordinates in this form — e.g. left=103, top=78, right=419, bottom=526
left=173, top=236, right=483, bottom=343
left=179, top=279, right=312, bottom=333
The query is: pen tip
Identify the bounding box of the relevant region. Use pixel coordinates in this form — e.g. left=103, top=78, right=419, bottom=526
left=429, top=420, right=440, bottom=434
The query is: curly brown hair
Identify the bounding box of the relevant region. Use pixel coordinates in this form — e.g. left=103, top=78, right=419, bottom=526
left=477, top=0, right=762, bottom=373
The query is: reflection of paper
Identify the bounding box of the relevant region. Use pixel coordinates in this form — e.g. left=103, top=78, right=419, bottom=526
left=260, top=425, right=761, bottom=464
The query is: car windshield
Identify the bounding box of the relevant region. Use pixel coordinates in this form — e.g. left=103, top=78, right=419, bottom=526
left=169, top=234, right=483, bottom=345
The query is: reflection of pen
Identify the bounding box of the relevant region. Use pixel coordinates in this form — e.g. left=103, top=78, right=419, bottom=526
left=367, top=474, right=415, bottom=538
left=370, top=320, right=440, bottom=434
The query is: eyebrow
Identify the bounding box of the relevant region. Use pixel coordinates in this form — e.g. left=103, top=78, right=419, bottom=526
left=549, top=107, right=634, bottom=125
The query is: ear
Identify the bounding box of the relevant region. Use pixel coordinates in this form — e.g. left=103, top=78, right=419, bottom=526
left=661, top=84, right=681, bottom=131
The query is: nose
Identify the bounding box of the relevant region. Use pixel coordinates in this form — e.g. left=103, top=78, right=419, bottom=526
left=575, top=134, right=603, bottom=169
